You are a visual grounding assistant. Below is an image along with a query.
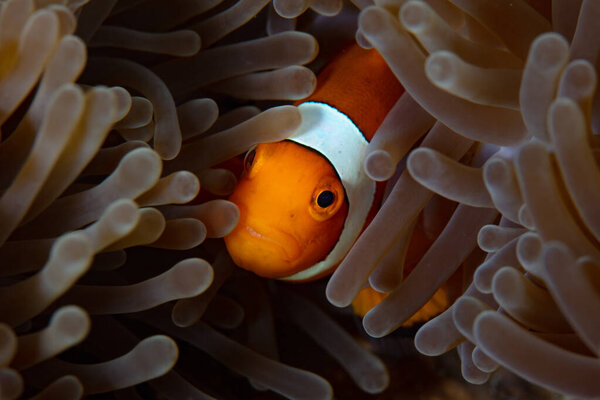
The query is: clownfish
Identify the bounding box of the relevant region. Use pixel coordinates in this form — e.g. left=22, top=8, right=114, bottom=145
left=224, top=44, right=404, bottom=282
left=224, top=44, right=463, bottom=324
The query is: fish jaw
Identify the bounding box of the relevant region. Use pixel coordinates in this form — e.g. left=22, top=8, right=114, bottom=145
left=224, top=212, right=305, bottom=278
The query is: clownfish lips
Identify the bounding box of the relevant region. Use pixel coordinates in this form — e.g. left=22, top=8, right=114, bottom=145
left=244, top=224, right=302, bottom=261
left=224, top=218, right=304, bottom=278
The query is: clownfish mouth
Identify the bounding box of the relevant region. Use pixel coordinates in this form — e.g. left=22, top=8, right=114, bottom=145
left=244, top=224, right=302, bottom=262
left=224, top=219, right=305, bottom=278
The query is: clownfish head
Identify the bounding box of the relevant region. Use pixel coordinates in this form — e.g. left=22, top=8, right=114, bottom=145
left=224, top=140, right=349, bottom=279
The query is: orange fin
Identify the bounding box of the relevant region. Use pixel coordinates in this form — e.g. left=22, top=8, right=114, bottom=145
left=351, top=267, right=463, bottom=328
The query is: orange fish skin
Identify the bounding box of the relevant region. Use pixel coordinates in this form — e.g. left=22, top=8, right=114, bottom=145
left=225, top=44, right=404, bottom=281
left=225, top=141, right=349, bottom=279
left=303, top=44, right=404, bottom=140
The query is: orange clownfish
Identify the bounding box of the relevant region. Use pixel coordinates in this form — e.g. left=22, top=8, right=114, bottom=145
left=224, top=44, right=404, bottom=282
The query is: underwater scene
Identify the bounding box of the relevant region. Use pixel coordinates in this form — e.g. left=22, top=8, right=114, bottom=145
left=0, top=0, right=597, bottom=399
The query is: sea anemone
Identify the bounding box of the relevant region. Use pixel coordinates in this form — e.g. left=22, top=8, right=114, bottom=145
left=0, top=0, right=397, bottom=399
left=1, top=0, right=593, bottom=399
left=330, top=1, right=600, bottom=398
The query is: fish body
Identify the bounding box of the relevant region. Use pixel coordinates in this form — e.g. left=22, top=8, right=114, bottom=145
left=225, top=44, right=404, bottom=281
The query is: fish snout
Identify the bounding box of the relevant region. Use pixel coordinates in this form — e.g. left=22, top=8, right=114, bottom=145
left=224, top=216, right=303, bottom=278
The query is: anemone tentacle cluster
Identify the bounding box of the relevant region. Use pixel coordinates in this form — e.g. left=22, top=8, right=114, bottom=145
left=0, top=0, right=390, bottom=399
left=330, top=1, right=600, bottom=398
left=0, top=0, right=597, bottom=399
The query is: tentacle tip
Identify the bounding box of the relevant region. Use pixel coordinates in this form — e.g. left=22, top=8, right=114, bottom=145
left=53, top=305, right=91, bottom=338
left=155, top=140, right=182, bottom=162
left=399, top=0, right=429, bottom=32
left=462, top=370, right=490, bottom=385
left=273, top=104, right=303, bottom=134
left=173, top=259, right=214, bottom=296
left=272, top=1, right=303, bottom=19
left=473, top=270, right=493, bottom=294
left=425, top=51, right=456, bottom=87
left=452, top=297, right=487, bottom=340
left=170, top=306, right=196, bottom=328
left=324, top=289, right=352, bottom=309
left=217, top=201, right=240, bottom=237
left=362, top=311, right=390, bottom=338
left=359, top=6, right=388, bottom=37
left=407, top=148, right=437, bottom=180
left=359, top=372, right=390, bottom=394
left=364, top=149, right=395, bottom=181
left=139, top=335, right=179, bottom=372
left=414, top=328, right=446, bottom=356
left=176, top=171, right=201, bottom=201
left=483, top=157, right=510, bottom=186
left=530, top=32, right=569, bottom=69
left=516, top=232, right=542, bottom=265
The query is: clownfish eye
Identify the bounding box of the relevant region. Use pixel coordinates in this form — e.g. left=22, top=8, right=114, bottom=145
left=244, top=147, right=257, bottom=172
left=317, top=190, right=335, bottom=208
left=309, top=181, right=344, bottom=222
